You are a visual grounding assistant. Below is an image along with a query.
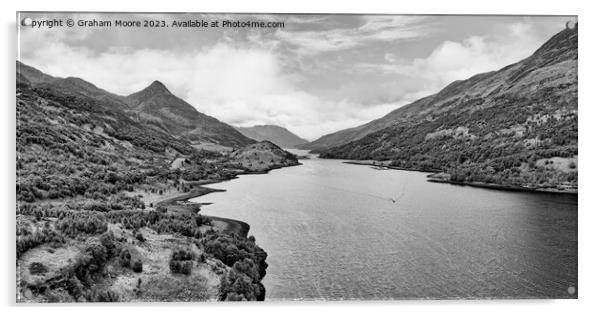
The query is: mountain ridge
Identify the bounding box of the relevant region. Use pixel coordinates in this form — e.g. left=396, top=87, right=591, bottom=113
left=16, top=61, right=254, bottom=149
left=319, top=26, right=578, bottom=192
left=235, top=125, right=308, bottom=149
left=16, top=62, right=290, bottom=303
left=300, top=26, right=577, bottom=153
left=124, top=80, right=253, bottom=148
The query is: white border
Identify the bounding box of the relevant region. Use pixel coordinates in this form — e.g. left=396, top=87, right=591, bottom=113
left=2, top=0, right=601, bottom=314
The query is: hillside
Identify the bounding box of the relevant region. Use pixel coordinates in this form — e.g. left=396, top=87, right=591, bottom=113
left=236, top=125, right=308, bottom=148
left=230, top=141, right=300, bottom=172
left=17, top=61, right=130, bottom=112
left=17, top=61, right=57, bottom=85
left=321, top=26, right=578, bottom=192
left=297, top=96, right=435, bottom=152
left=126, top=81, right=253, bottom=148
left=16, top=61, right=253, bottom=149
left=15, top=65, right=297, bottom=302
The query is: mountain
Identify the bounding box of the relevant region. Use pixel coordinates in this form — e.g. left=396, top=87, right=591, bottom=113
left=231, top=141, right=300, bottom=172
left=16, top=61, right=253, bottom=149
left=17, top=61, right=57, bottom=85
left=45, top=77, right=131, bottom=111
left=17, top=61, right=130, bottom=112
left=16, top=65, right=278, bottom=302
left=301, top=26, right=578, bottom=155
left=235, top=125, right=308, bottom=148
left=297, top=77, right=490, bottom=152
left=125, top=81, right=253, bottom=148
left=320, top=26, right=578, bottom=192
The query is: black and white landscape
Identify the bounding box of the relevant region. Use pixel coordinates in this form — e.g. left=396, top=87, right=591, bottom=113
left=16, top=13, right=577, bottom=302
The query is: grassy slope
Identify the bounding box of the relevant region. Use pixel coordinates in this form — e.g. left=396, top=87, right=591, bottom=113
left=321, top=27, right=577, bottom=192
left=16, top=77, right=277, bottom=302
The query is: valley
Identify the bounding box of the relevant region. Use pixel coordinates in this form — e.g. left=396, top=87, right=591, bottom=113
left=312, top=26, right=578, bottom=193
left=15, top=22, right=578, bottom=302
left=16, top=62, right=298, bottom=302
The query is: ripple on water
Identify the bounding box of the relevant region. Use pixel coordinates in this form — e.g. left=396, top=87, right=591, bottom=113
left=194, top=157, right=577, bottom=300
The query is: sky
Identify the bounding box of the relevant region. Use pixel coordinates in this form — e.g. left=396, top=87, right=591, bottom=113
left=17, top=13, right=573, bottom=140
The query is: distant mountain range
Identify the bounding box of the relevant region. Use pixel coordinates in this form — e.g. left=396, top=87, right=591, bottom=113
left=314, top=26, right=578, bottom=192
left=235, top=125, right=308, bottom=149
left=17, top=61, right=253, bottom=148
left=15, top=25, right=578, bottom=192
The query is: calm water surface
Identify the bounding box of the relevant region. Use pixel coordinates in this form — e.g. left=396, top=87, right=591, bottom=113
left=193, top=151, right=577, bottom=300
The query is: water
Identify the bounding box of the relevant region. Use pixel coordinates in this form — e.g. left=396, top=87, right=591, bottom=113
left=193, top=152, right=577, bottom=300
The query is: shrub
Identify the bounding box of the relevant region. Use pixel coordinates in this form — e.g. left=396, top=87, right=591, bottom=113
left=201, top=233, right=268, bottom=279
left=29, top=262, right=48, bottom=275
left=194, top=215, right=203, bottom=226
left=171, top=248, right=194, bottom=261
left=104, top=210, right=200, bottom=238
left=72, top=247, right=109, bottom=286
left=231, top=258, right=261, bottom=283
left=169, top=248, right=194, bottom=275
left=119, top=248, right=131, bottom=268
left=56, top=212, right=108, bottom=236
left=132, top=259, right=143, bottom=273
left=169, top=260, right=192, bottom=275
left=99, top=231, right=117, bottom=258
left=17, top=228, right=65, bottom=258
left=218, top=268, right=265, bottom=301
left=86, top=243, right=108, bottom=271
left=88, top=289, right=120, bottom=302
left=135, top=232, right=145, bottom=242
left=225, top=293, right=246, bottom=301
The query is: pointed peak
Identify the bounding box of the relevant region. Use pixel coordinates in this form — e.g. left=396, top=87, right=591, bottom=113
left=140, top=80, right=171, bottom=96
left=148, top=80, right=169, bottom=92
left=126, top=80, right=172, bottom=104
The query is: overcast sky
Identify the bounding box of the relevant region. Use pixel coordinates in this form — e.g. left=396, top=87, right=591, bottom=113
left=18, top=13, right=572, bottom=140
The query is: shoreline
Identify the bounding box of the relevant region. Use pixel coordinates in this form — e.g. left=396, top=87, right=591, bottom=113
left=156, top=162, right=301, bottom=238
left=206, top=216, right=250, bottom=238
left=155, top=181, right=248, bottom=238
left=343, top=160, right=442, bottom=173
left=344, top=160, right=578, bottom=195
left=426, top=177, right=578, bottom=195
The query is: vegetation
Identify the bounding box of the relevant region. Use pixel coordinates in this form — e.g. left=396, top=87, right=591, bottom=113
left=17, top=228, right=65, bottom=259
left=132, top=259, right=143, bottom=273
left=119, top=248, right=132, bottom=268
left=321, top=27, right=578, bottom=191
left=15, top=62, right=296, bottom=303
left=169, top=248, right=194, bottom=275
left=57, top=212, right=108, bottom=236
left=322, top=92, right=577, bottom=189
left=29, top=262, right=48, bottom=275
left=218, top=258, right=266, bottom=301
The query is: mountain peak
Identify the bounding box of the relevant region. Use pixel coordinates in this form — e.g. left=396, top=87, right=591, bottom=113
left=127, top=80, right=173, bottom=103
left=146, top=80, right=170, bottom=94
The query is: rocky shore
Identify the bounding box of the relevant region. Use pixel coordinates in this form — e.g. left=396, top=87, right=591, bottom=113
left=426, top=173, right=578, bottom=195
left=344, top=160, right=577, bottom=195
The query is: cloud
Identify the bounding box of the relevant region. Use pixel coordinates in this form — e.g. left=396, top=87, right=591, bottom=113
left=18, top=15, right=566, bottom=142
left=20, top=35, right=395, bottom=140
left=274, top=16, right=430, bottom=55
left=384, top=53, right=396, bottom=63
left=356, top=22, right=544, bottom=96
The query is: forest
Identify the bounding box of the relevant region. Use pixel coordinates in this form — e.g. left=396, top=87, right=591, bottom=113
left=16, top=74, right=271, bottom=302
left=321, top=27, right=578, bottom=192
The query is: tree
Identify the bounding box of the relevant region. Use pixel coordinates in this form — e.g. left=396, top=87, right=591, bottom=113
left=132, top=259, right=143, bottom=273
